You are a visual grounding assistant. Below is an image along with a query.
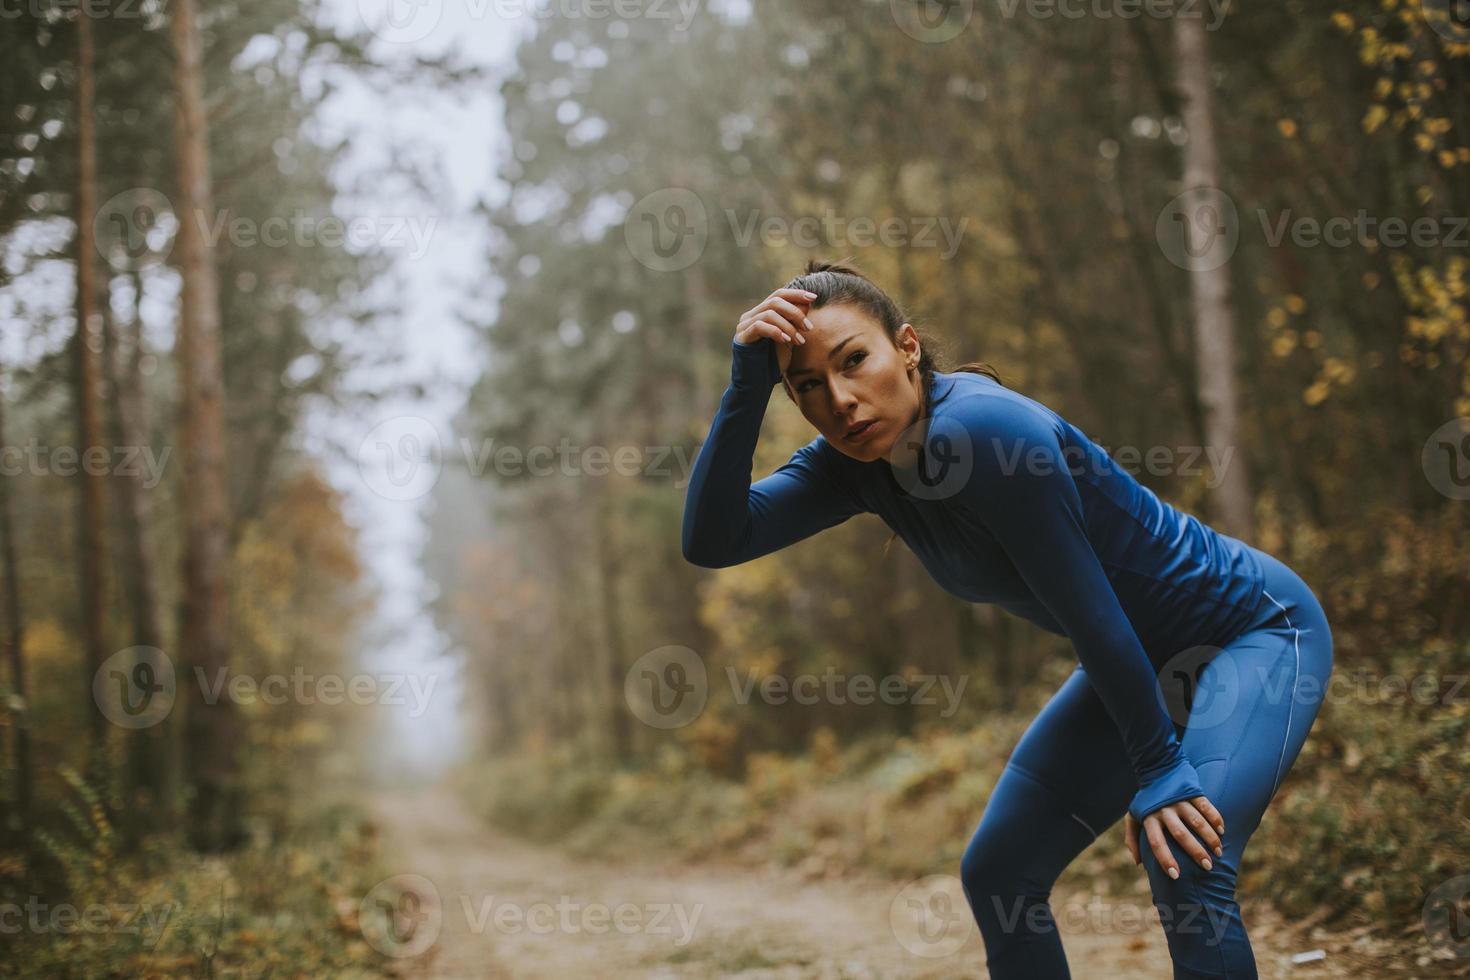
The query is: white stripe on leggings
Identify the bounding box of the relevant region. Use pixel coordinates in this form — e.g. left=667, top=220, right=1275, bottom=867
left=1261, top=588, right=1301, bottom=798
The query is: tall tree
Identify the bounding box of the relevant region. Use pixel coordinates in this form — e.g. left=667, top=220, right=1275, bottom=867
left=0, top=371, right=31, bottom=828
left=1174, top=12, right=1253, bottom=539
left=73, top=6, right=110, bottom=770
left=169, top=0, right=240, bottom=851
left=102, top=274, right=174, bottom=831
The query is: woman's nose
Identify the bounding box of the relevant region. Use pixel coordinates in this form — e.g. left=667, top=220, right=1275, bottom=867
left=828, top=382, right=858, bottom=413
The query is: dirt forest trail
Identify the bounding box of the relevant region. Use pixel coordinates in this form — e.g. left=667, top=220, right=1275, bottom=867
left=363, top=788, right=1383, bottom=979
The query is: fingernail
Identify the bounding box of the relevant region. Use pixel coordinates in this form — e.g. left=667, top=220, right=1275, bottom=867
left=1215, top=846, right=1223, bottom=857
left=1167, top=867, right=1179, bottom=880
left=1202, top=858, right=1212, bottom=871
left=804, top=318, right=814, bottom=330
left=803, top=291, right=817, bottom=298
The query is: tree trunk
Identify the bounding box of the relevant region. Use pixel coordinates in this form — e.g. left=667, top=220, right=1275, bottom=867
left=0, top=378, right=31, bottom=829
left=593, top=493, right=632, bottom=763
left=102, top=273, right=176, bottom=834
left=170, top=0, right=242, bottom=852
left=74, top=9, right=111, bottom=773
left=1173, top=15, right=1254, bottom=540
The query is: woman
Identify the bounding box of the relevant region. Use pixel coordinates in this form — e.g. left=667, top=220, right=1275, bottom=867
left=681, top=261, right=1333, bottom=979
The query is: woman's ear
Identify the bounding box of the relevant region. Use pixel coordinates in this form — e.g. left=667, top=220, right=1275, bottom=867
left=898, top=323, right=921, bottom=365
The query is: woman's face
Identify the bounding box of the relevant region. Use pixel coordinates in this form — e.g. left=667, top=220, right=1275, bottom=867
left=781, top=303, right=924, bottom=463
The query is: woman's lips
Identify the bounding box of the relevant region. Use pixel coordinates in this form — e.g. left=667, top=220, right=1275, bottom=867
left=844, top=419, right=879, bottom=443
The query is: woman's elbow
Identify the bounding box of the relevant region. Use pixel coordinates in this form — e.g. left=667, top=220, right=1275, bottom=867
left=681, top=536, right=734, bottom=569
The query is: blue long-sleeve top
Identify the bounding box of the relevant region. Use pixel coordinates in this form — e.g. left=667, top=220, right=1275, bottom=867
left=682, top=338, right=1266, bottom=823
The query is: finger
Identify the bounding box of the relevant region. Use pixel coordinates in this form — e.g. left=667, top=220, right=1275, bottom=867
left=1143, top=816, right=1178, bottom=880
left=1191, top=796, right=1226, bottom=848
left=735, top=313, right=795, bottom=345
left=750, top=312, right=802, bottom=344
left=745, top=290, right=815, bottom=323
left=1177, top=800, right=1223, bottom=858
left=771, top=287, right=818, bottom=307
left=755, top=311, right=805, bottom=344
left=1161, top=808, right=1213, bottom=871
left=757, top=296, right=815, bottom=334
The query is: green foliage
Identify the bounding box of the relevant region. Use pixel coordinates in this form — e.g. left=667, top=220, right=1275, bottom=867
left=0, top=785, right=393, bottom=979
left=1244, top=642, right=1470, bottom=930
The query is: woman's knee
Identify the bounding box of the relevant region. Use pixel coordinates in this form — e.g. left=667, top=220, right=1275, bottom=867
left=1137, top=840, right=1242, bottom=951
left=959, top=825, right=1016, bottom=909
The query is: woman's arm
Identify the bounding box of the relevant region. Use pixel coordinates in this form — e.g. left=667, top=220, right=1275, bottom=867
left=948, top=395, right=1204, bottom=823
left=681, top=338, right=863, bottom=569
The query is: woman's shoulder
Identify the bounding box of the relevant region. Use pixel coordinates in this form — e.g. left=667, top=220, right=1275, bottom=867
left=929, top=370, right=1067, bottom=452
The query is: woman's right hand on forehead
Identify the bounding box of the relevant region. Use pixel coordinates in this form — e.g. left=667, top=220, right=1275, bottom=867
left=734, top=288, right=817, bottom=375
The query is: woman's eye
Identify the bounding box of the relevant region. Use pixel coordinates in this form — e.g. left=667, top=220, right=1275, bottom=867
left=846, top=350, right=867, bottom=368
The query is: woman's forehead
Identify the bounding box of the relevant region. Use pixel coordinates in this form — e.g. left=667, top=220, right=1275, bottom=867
left=811, top=302, right=882, bottom=332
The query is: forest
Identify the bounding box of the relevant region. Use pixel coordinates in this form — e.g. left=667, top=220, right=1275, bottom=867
left=2, top=0, right=1469, bottom=976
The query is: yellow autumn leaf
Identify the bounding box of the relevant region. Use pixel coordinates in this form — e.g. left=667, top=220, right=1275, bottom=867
left=1303, top=380, right=1331, bottom=406
left=1285, top=294, right=1307, bottom=314
left=1363, top=104, right=1388, bottom=134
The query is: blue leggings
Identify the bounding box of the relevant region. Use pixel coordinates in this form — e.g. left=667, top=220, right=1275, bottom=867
left=959, top=548, right=1334, bottom=978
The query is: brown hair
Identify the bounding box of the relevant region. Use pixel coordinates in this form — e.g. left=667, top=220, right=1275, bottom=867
left=779, top=258, right=1006, bottom=557
left=780, top=258, right=1004, bottom=409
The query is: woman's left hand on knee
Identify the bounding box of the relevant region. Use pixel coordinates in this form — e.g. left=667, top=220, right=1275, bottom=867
left=1124, top=796, right=1225, bottom=879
